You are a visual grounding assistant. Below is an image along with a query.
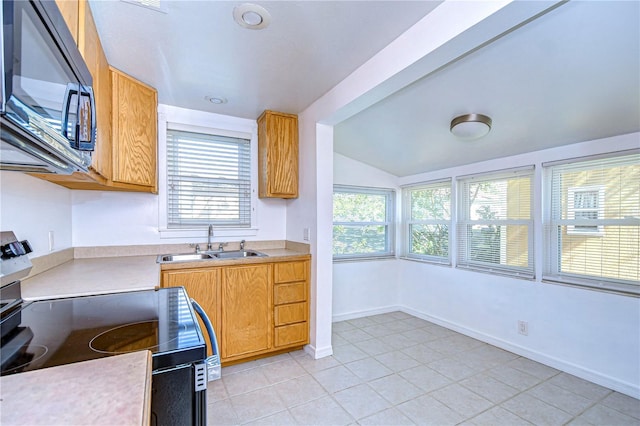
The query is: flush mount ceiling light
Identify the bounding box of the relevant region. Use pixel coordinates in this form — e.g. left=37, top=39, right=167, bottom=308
left=204, top=96, right=227, bottom=105
left=233, top=3, right=271, bottom=30
left=450, top=114, right=492, bottom=140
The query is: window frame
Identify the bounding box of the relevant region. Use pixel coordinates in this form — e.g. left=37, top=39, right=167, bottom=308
left=543, top=151, right=640, bottom=295
left=166, top=127, right=252, bottom=229
left=332, top=185, right=396, bottom=261
left=158, top=105, right=259, bottom=239
left=456, top=166, right=535, bottom=279
left=566, top=185, right=605, bottom=236
left=402, top=179, right=452, bottom=265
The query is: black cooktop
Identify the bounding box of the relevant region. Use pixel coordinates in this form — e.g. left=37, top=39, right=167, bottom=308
left=0, top=288, right=206, bottom=375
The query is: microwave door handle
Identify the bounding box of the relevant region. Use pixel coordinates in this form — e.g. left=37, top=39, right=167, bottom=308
left=77, top=86, right=96, bottom=151
left=190, top=298, right=220, bottom=359
left=61, top=82, right=79, bottom=144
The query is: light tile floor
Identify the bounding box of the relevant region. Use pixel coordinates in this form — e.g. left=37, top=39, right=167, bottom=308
left=207, top=312, right=640, bottom=425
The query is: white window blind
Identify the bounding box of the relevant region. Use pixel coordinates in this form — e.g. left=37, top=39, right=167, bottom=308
left=333, top=185, right=395, bottom=259
left=457, top=167, right=534, bottom=278
left=403, top=180, right=451, bottom=263
left=166, top=129, right=251, bottom=228
left=544, top=152, right=640, bottom=295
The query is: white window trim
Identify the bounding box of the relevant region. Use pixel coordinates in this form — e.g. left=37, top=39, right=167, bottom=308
left=456, top=166, right=535, bottom=279
left=157, top=104, right=259, bottom=239
left=566, top=185, right=605, bottom=236
left=401, top=180, right=452, bottom=265
left=543, top=150, right=640, bottom=296
left=333, top=185, right=396, bottom=261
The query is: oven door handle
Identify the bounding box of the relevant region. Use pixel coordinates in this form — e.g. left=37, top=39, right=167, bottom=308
left=190, top=299, right=220, bottom=359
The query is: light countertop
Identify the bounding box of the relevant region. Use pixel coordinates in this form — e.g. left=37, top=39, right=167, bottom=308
left=21, top=255, right=160, bottom=301
left=0, top=351, right=152, bottom=426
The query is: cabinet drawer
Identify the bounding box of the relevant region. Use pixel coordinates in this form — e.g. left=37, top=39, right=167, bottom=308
left=275, top=302, right=306, bottom=326
left=274, top=262, right=306, bottom=283
left=274, top=282, right=306, bottom=305
left=275, top=322, right=308, bottom=347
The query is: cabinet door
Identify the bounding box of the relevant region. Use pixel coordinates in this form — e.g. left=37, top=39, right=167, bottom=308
left=162, top=268, right=221, bottom=357
left=258, top=111, right=298, bottom=198
left=55, top=0, right=79, bottom=44
left=78, top=0, right=111, bottom=180
left=221, top=264, right=272, bottom=359
left=111, top=68, right=157, bottom=190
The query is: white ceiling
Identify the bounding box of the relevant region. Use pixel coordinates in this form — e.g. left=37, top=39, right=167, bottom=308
left=334, top=0, right=640, bottom=176
left=90, top=1, right=639, bottom=178
left=89, top=0, right=440, bottom=119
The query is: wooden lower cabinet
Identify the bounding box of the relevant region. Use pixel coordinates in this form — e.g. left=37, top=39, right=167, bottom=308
left=161, top=268, right=221, bottom=357
left=273, top=259, right=309, bottom=350
left=221, top=264, right=272, bottom=360
left=160, top=257, right=310, bottom=365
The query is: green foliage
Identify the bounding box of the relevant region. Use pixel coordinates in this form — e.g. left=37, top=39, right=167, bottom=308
left=333, top=192, right=386, bottom=222
left=333, top=225, right=386, bottom=255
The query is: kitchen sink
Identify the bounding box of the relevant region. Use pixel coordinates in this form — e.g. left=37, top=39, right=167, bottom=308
left=212, top=250, right=267, bottom=259
left=157, top=250, right=267, bottom=263
left=158, top=253, right=216, bottom=263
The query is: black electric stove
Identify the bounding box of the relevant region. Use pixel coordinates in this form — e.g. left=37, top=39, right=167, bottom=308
left=0, top=287, right=207, bottom=375
left=0, top=229, right=212, bottom=425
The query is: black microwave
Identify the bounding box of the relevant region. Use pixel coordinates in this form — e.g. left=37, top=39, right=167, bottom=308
left=0, top=0, right=96, bottom=174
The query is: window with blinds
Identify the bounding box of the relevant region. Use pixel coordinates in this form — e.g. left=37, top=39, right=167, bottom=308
left=544, top=152, right=640, bottom=295
left=403, top=180, right=451, bottom=264
left=166, top=129, right=251, bottom=228
left=457, top=167, right=534, bottom=278
left=333, top=185, right=395, bottom=259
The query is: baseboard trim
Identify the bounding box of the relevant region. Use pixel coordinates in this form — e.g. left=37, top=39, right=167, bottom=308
left=332, top=305, right=402, bottom=323
left=401, top=306, right=640, bottom=399
left=304, top=344, right=333, bottom=359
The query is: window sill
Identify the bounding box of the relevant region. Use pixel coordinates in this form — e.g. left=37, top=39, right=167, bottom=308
left=333, top=255, right=396, bottom=263
left=542, top=277, right=639, bottom=297
left=160, top=228, right=259, bottom=239
left=399, top=256, right=451, bottom=267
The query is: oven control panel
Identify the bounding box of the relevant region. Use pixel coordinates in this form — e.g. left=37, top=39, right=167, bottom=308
left=0, top=231, right=33, bottom=287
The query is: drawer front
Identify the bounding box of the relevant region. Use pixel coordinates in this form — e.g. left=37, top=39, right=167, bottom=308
left=275, top=322, right=308, bottom=347
left=274, top=282, right=306, bottom=305
left=274, top=262, right=306, bottom=283
left=275, top=302, right=307, bottom=326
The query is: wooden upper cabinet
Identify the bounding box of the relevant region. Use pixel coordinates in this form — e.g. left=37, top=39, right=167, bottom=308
left=78, top=0, right=111, bottom=180
left=258, top=110, right=298, bottom=199
left=30, top=1, right=157, bottom=193
left=55, top=0, right=79, bottom=43
left=111, top=67, right=157, bottom=190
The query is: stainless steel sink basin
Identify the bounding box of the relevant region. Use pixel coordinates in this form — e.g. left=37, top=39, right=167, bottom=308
left=213, top=250, right=267, bottom=259
left=157, top=250, right=267, bottom=263
left=158, top=253, right=215, bottom=263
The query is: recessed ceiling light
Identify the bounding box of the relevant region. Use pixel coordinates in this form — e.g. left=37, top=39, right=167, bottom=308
left=205, top=96, right=227, bottom=105
left=233, top=3, right=271, bottom=30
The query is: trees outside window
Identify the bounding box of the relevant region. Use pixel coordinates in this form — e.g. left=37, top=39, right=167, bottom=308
left=457, top=168, right=534, bottom=278
left=333, top=186, right=395, bottom=259
left=403, top=181, right=451, bottom=263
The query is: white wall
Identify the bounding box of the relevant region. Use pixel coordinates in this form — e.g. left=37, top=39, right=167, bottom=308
left=0, top=172, right=72, bottom=257
left=71, top=190, right=287, bottom=247
left=72, top=105, right=288, bottom=248
left=332, top=153, right=402, bottom=320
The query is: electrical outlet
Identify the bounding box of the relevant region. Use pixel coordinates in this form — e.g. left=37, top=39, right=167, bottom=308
left=48, top=230, right=55, bottom=252
left=518, top=320, right=528, bottom=336
left=303, top=227, right=310, bottom=241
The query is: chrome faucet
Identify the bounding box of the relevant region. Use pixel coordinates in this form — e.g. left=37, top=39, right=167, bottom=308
left=240, top=240, right=245, bottom=250
left=218, top=242, right=228, bottom=252
left=206, top=224, right=214, bottom=251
